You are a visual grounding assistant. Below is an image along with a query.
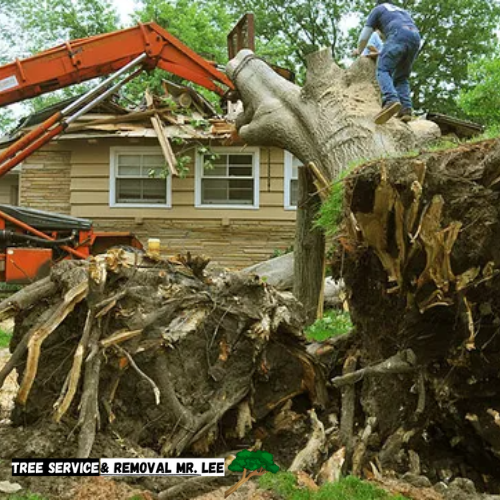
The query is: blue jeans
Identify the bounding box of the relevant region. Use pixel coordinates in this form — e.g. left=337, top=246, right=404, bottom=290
left=377, top=28, right=421, bottom=109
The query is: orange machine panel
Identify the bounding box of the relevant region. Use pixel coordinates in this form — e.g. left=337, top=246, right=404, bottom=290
left=5, top=247, right=53, bottom=284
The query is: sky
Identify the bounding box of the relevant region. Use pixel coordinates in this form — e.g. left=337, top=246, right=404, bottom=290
left=111, top=0, right=136, bottom=25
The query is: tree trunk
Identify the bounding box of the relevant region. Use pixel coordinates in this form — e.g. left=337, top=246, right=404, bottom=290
left=294, top=166, right=325, bottom=325
left=227, top=49, right=440, bottom=181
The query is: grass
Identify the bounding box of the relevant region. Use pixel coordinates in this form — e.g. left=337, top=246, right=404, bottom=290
left=259, top=473, right=409, bottom=500
left=305, top=309, right=353, bottom=342
left=0, top=328, right=11, bottom=348
left=7, top=493, right=48, bottom=500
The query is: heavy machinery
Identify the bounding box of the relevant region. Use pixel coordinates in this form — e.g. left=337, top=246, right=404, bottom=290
left=0, top=22, right=234, bottom=284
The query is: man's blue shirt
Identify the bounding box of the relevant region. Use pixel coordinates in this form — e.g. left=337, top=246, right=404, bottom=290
left=366, top=3, right=417, bottom=36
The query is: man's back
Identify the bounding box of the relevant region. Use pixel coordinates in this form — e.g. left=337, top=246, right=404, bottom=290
left=366, top=3, right=417, bottom=36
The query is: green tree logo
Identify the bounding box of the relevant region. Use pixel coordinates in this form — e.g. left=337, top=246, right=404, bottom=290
left=225, top=449, right=280, bottom=498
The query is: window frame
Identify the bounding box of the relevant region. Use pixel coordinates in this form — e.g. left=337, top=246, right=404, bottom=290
left=109, top=146, right=172, bottom=208
left=284, top=151, right=300, bottom=210
left=195, top=146, right=260, bottom=210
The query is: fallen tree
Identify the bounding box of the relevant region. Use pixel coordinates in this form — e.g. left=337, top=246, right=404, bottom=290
left=242, top=252, right=345, bottom=307
left=227, top=48, right=440, bottom=320
left=227, top=49, right=500, bottom=494
left=0, top=250, right=327, bottom=458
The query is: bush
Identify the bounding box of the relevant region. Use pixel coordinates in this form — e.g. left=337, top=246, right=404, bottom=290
left=305, top=309, right=352, bottom=342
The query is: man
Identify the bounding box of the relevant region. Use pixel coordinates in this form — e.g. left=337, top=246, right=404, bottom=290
left=356, top=1, right=421, bottom=125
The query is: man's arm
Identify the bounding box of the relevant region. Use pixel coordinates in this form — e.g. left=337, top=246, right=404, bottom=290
left=357, top=26, right=374, bottom=54
left=356, top=7, right=379, bottom=55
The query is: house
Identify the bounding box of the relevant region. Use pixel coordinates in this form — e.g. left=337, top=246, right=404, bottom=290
left=0, top=84, right=301, bottom=269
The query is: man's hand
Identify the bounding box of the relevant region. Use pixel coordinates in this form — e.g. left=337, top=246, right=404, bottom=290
left=352, top=48, right=360, bottom=57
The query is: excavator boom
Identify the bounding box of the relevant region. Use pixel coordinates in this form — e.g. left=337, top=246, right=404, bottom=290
left=0, top=22, right=233, bottom=107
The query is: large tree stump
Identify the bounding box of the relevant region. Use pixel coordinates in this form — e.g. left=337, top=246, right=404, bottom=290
left=336, top=139, right=500, bottom=491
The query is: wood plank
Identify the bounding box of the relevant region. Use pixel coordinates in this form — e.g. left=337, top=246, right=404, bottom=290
left=150, top=114, right=179, bottom=176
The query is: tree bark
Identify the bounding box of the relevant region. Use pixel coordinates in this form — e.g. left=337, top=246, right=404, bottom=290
left=294, top=167, right=325, bottom=325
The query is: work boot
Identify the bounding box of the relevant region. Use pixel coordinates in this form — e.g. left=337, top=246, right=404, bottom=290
left=398, top=108, right=413, bottom=122
left=374, top=101, right=402, bottom=125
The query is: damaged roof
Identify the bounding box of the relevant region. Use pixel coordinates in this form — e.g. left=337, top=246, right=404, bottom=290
left=0, top=79, right=237, bottom=147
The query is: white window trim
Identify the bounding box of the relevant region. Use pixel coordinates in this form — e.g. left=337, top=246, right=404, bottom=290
left=284, top=151, right=298, bottom=211
left=109, top=146, right=172, bottom=208
left=195, top=146, right=260, bottom=210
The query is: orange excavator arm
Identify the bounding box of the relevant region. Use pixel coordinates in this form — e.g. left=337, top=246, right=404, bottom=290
left=0, top=22, right=235, bottom=178
left=0, top=21, right=233, bottom=106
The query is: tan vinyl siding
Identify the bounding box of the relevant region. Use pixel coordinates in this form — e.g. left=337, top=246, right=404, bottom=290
left=68, top=139, right=291, bottom=221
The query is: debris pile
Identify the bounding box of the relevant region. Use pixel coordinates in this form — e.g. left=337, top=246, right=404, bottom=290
left=0, top=249, right=326, bottom=460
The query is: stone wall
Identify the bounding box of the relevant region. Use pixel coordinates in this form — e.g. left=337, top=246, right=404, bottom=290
left=20, top=150, right=72, bottom=214
left=93, top=218, right=296, bottom=269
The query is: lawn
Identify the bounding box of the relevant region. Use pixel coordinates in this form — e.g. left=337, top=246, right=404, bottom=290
left=260, top=473, right=409, bottom=500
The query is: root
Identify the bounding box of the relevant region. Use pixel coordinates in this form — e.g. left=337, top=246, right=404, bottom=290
left=77, top=319, right=103, bottom=459
left=53, top=309, right=95, bottom=423
left=331, top=350, right=417, bottom=388
left=17, top=280, right=88, bottom=405
left=289, top=409, right=325, bottom=472
left=0, top=277, right=57, bottom=322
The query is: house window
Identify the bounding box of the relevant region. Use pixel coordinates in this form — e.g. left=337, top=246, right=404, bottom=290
left=284, top=151, right=301, bottom=210
left=195, top=147, right=260, bottom=209
left=110, top=147, right=171, bottom=207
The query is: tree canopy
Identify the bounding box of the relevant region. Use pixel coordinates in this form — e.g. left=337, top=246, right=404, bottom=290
left=458, top=56, right=500, bottom=127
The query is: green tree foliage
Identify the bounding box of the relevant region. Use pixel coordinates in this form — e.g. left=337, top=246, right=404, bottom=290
left=0, top=108, right=16, bottom=135
left=2, top=0, right=119, bottom=54
left=458, top=56, right=500, bottom=126
left=225, top=0, right=357, bottom=78
left=131, top=0, right=237, bottom=102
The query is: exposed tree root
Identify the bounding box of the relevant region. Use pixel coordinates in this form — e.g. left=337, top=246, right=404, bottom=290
left=3, top=249, right=325, bottom=460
